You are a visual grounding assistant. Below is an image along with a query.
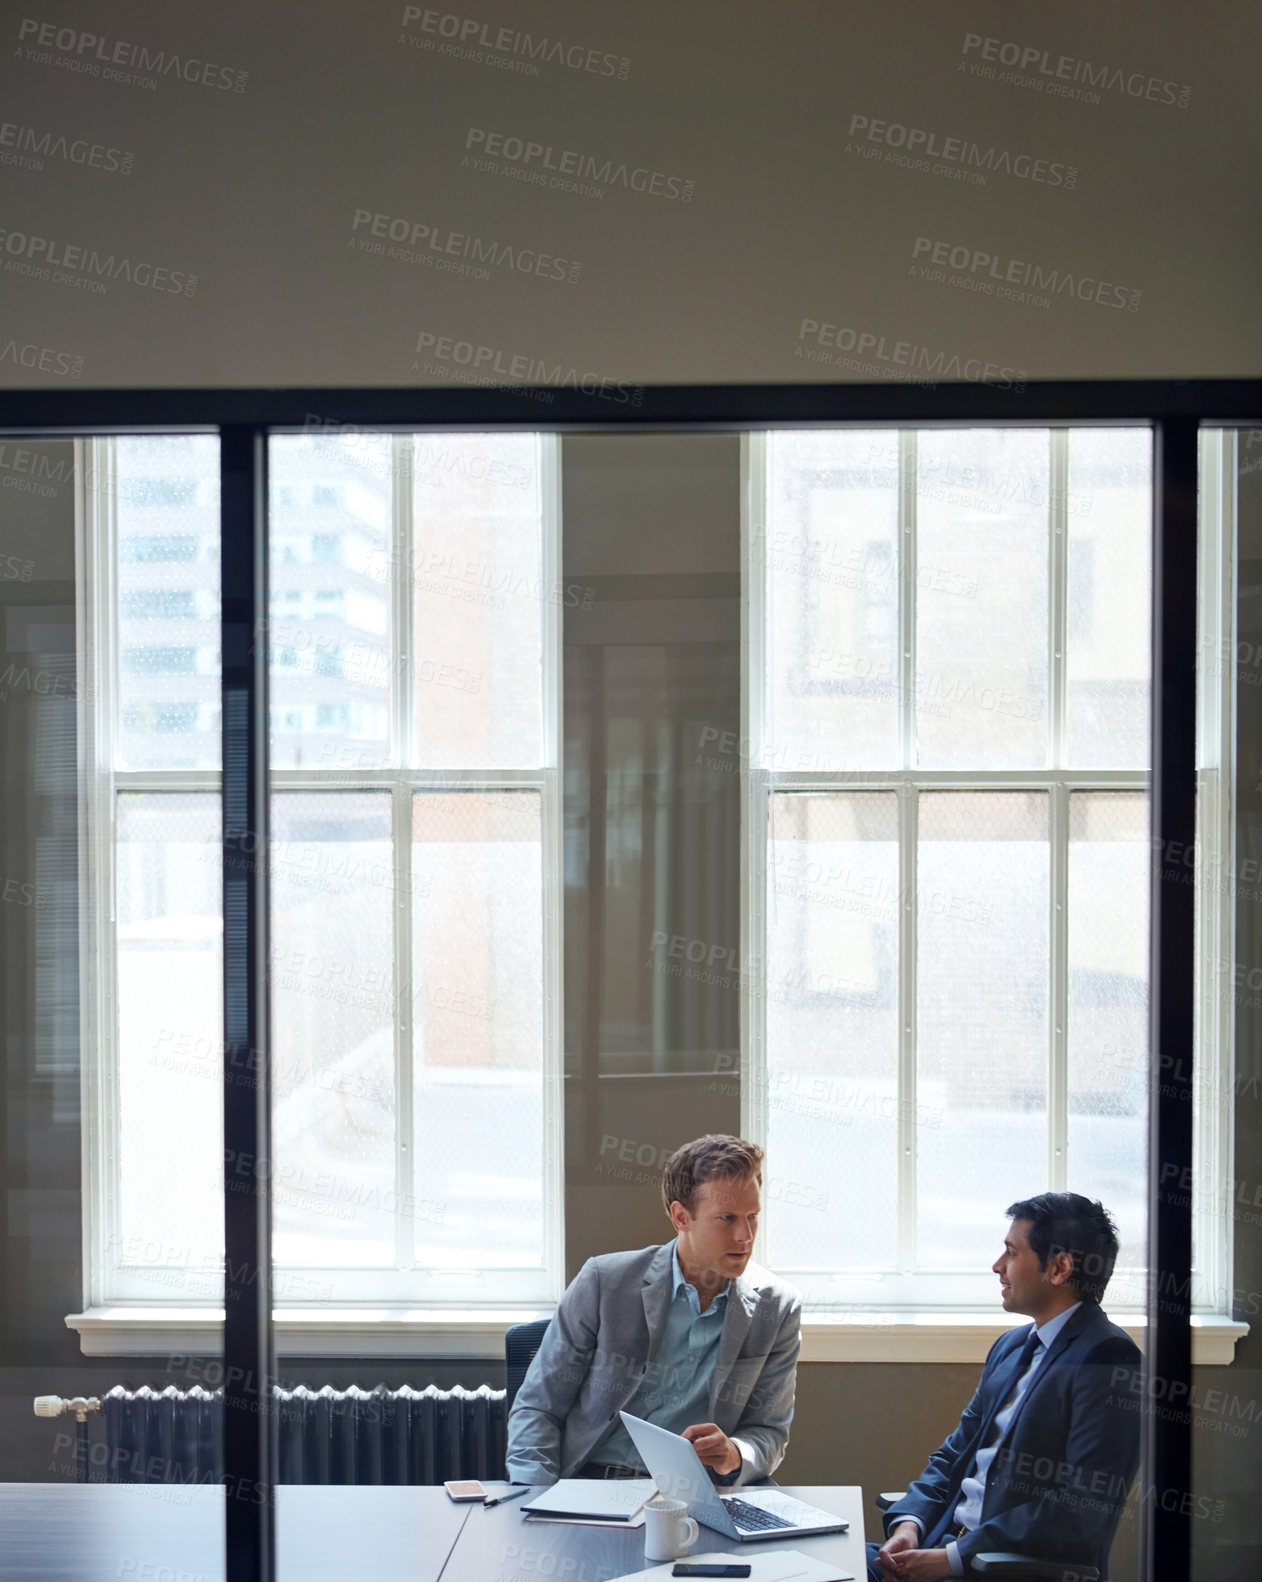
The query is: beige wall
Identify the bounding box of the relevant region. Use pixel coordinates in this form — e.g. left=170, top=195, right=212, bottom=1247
left=0, top=1, right=1257, bottom=390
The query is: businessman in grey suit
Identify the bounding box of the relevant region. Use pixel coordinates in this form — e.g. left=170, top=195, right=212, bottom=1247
left=506, top=1134, right=802, bottom=1487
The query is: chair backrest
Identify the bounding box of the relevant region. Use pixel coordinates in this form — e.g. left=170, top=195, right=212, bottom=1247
left=504, top=1319, right=552, bottom=1417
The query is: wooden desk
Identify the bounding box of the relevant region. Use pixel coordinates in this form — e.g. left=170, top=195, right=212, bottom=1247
left=0, top=1482, right=864, bottom=1582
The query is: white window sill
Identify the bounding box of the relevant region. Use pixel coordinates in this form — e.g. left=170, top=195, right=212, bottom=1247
left=66, top=1308, right=554, bottom=1359
left=798, top=1310, right=1249, bottom=1366
left=67, top=1307, right=1249, bottom=1365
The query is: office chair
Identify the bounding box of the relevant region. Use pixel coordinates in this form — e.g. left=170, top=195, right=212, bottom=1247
left=504, top=1318, right=552, bottom=1416
left=873, top=1492, right=1102, bottom=1581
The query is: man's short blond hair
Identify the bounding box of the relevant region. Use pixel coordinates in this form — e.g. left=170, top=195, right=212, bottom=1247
left=661, top=1134, right=764, bottom=1218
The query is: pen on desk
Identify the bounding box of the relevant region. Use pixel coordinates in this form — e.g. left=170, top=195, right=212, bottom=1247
left=483, top=1486, right=531, bottom=1508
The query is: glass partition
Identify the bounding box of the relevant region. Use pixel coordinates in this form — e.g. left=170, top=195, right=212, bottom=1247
left=0, top=400, right=1245, bottom=1582
left=0, top=435, right=228, bottom=1577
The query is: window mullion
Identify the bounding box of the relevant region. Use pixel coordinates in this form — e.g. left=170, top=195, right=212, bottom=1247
left=897, top=431, right=918, bottom=1274
left=392, top=435, right=413, bottom=768
left=392, top=779, right=414, bottom=1272
left=897, top=783, right=918, bottom=1274
left=391, top=436, right=415, bottom=1272
left=1194, top=427, right=1234, bottom=1312
left=113, top=769, right=222, bottom=792
left=539, top=436, right=561, bottom=774
left=1049, top=428, right=1069, bottom=768
left=83, top=435, right=122, bottom=1303
left=771, top=767, right=1143, bottom=791
left=741, top=434, right=769, bottom=1156
left=898, top=432, right=917, bottom=773
left=539, top=433, right=565, bottom=1297
left=1049, top=784, right=1069, bottom=1190
left=1048, top=430, right=1070, bottom=1189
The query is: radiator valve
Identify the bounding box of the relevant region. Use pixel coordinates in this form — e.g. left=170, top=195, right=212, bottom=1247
left=34, top=1395, right=101, bottom=1423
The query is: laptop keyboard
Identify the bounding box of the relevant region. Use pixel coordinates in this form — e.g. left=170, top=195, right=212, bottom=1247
left=721, top=1496, right=795, bottom=1532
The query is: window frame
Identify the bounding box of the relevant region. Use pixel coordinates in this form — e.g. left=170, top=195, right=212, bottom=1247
left=741, top=427, right=1236, bottom=1324
left=77, top=432, right=566, bottom=1318
left=63, top=410, right=1245, bottom=1362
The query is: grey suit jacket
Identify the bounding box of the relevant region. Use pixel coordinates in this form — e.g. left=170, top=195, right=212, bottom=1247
left=506, top=1241, right=802, bottom=1486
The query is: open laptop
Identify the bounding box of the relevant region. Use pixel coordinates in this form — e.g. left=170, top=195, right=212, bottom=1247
left=619, top=1411, right=849, bottom=1543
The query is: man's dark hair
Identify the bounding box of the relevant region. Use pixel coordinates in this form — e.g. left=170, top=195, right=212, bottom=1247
left=662, top=1134, right=763, bottom=1218
left=1006, top=1192, right=1120, bottom=1304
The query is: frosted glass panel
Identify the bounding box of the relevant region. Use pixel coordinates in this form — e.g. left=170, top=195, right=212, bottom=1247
left=116, top=793, right=223, bottom=1292
left=917, top=792, right=1049, bottom=1266
left=412, top=433, right=544, bottom=769
left=270, top=792, right=395, bottom=1266
left=412, top=792, right=543, bottom=1267
left=115, top=437, right=220, bottom=770
left=1067, top=792, right=1149, bottom=1280
left=766, top=792, right=899, bottom=1269
left=916, top=430, right=1049, bottom=767
left=1066, top=429, right=1152, bottom=767
left=764, top=431, right=899, bottom=769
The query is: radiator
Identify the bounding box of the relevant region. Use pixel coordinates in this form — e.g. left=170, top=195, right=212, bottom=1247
left=87, top=1383, right=507, bottom=1485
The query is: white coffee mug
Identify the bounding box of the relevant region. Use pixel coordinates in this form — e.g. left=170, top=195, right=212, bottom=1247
left=643, top=1495, right=700, bottom=1563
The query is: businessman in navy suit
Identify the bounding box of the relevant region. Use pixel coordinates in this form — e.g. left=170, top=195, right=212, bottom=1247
left=869, top=1193, right=1141, bottom=1581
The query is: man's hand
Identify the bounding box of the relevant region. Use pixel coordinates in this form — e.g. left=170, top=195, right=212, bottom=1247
left=880, top=1545, right=953, bottom=1582
left=876, top=1522, right=921, bottom=1575
left=681, top=1422, right=742, bottom=1477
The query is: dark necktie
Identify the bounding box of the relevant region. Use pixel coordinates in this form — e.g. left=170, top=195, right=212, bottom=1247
left=982, top=1327, right=1042, bottom=1447
left=1013, top=1326, right=1043, bottom=1378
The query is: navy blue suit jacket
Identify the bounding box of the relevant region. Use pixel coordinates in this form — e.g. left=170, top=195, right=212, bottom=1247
left=885, top=1303, right=1141, bottom=1575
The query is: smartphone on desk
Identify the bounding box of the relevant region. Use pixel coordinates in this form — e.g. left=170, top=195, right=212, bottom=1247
left=672, top=1567, right=751, bottom=1578
left=443, top=1479, right=487, bottom=1502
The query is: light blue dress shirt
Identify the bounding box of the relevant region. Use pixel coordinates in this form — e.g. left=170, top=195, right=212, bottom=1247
left=942, top=1303, right=1081, bottom=1576
left=588, top=1245, right=731, bottom=1471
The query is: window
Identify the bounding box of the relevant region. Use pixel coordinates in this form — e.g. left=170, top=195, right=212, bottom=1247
left=120, top=590, right=197, bottom=619
left=81, top=431, right=562, bottom=1315
left=74, top=421, right=1234, bottom=1346
left=117, top=534, right=199, bottom=563
left=744, top=429, right=1232, bottom=1315
left=121, top=646, right=198, bottom=674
